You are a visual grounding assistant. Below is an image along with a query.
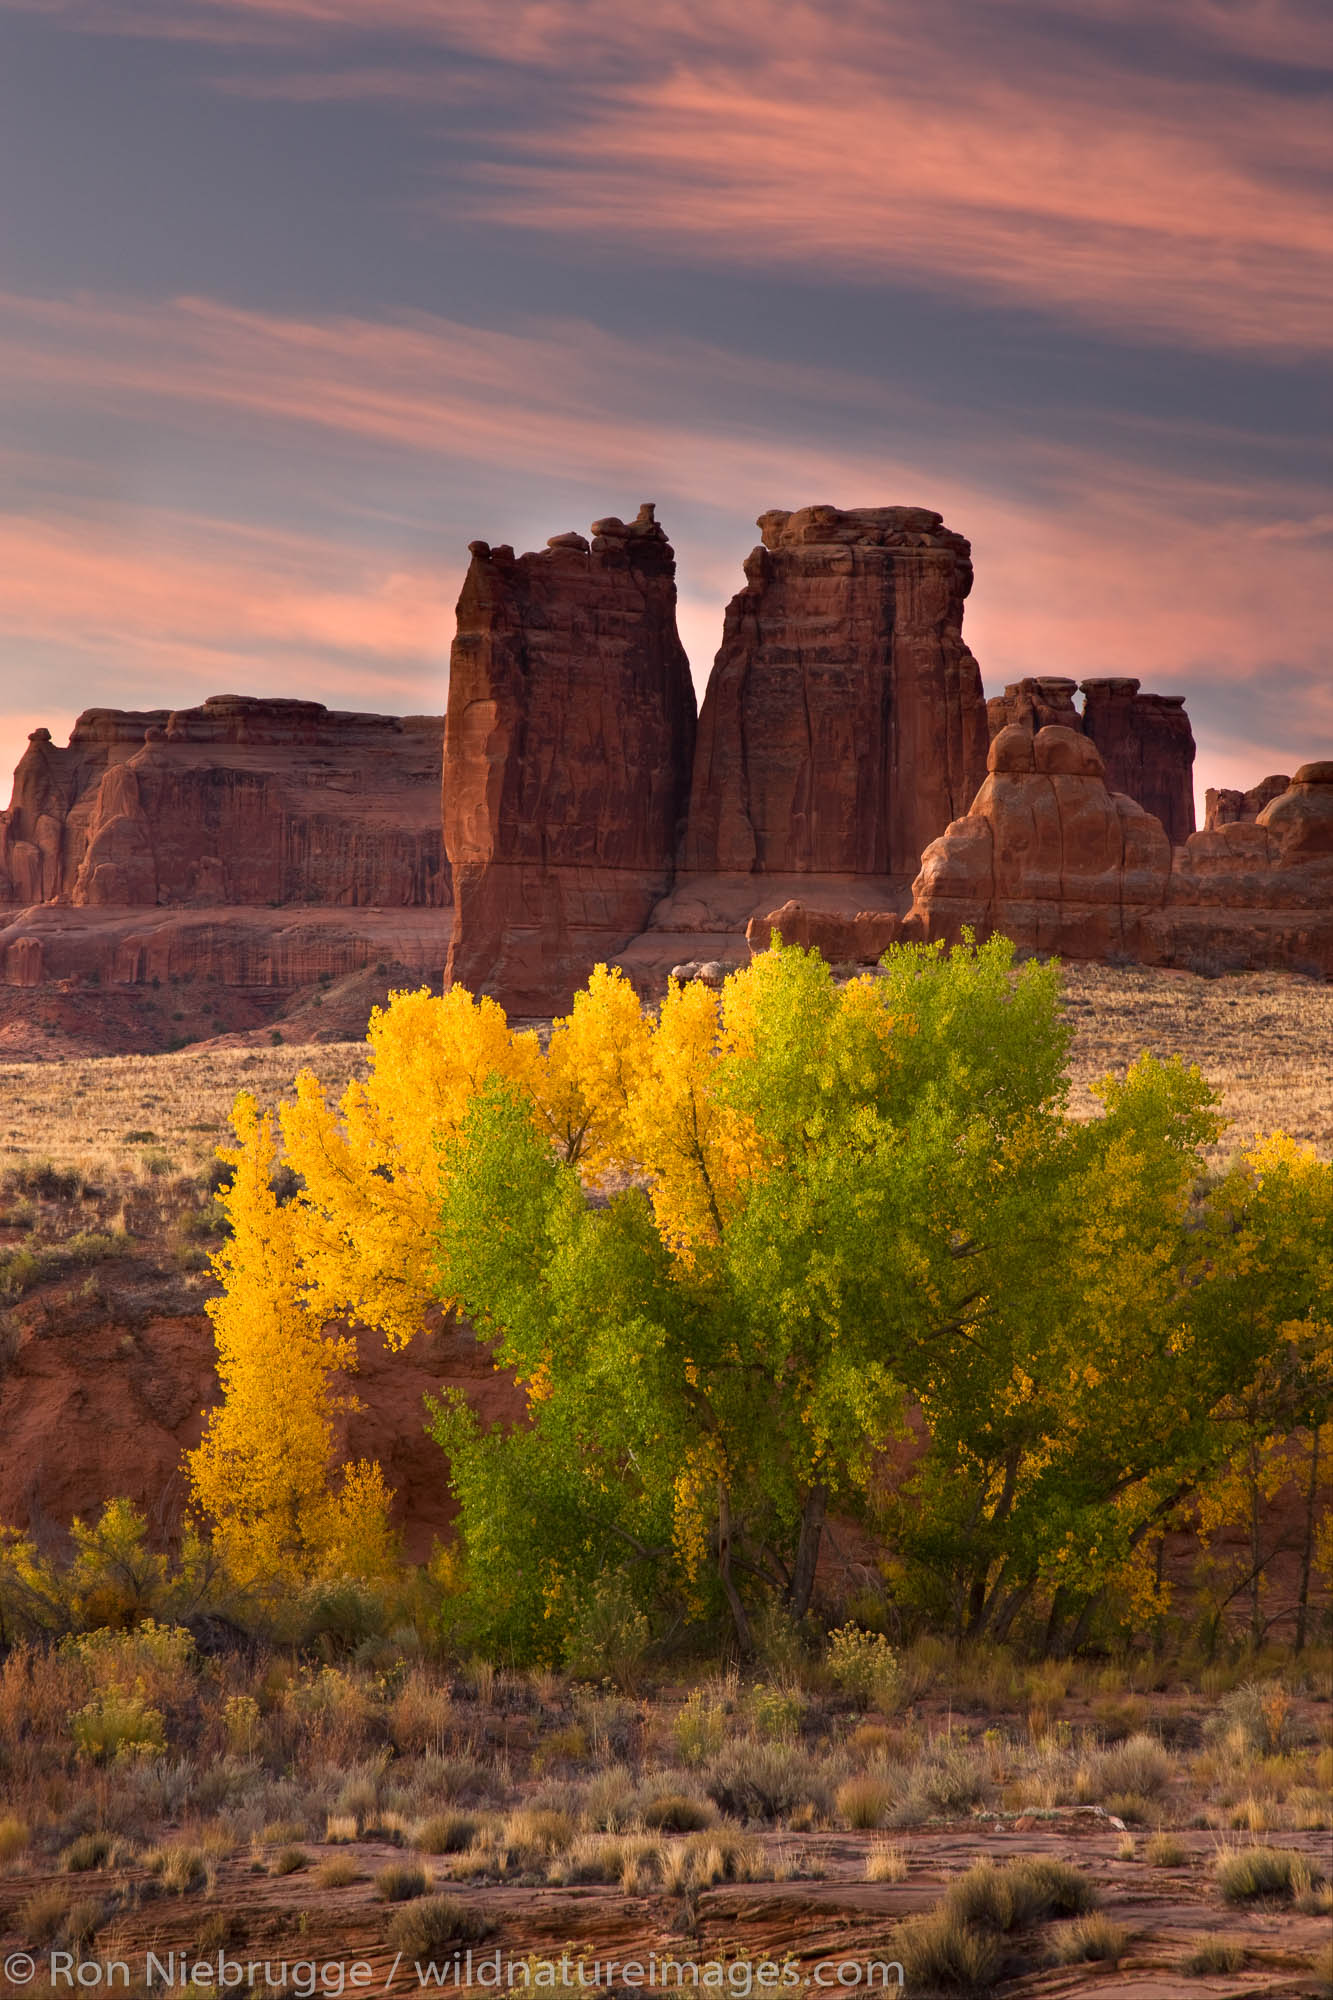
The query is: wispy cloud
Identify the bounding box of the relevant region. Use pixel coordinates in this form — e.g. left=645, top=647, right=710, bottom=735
left=0, top=286, right=1329, bottom=800
left=12, top=0, right=1331, bottom=358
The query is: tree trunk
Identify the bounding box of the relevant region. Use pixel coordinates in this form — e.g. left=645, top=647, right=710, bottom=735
left=716, top=1482, right=754, bottom=1657
left=789, top=1482, right=828, bottom=1623
left=1295, top=1426, right=1319, bottom=1654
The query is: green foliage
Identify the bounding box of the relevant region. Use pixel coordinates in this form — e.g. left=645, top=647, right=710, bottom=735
left=1215, top=1846, right=1321, bottom=1903
left=0, top=1499, right=217, bottom=1639
left=826, top=1625, right=902, bottom=1707
left=70, top=1689, right=167, bottom=1762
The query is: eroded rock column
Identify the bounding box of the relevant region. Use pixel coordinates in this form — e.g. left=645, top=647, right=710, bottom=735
left=443, top=505, right=697, bottom=1012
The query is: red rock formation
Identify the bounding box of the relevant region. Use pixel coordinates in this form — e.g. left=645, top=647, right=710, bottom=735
left=986, top=677, right=1081, bottom=736
left=1204, top=774, right=1291, bottom=831
left=1080, top=678, right=1196, bottom=847
left=743, top=899, right=901, bottom=966
left=443, top=505, right=697, bottom=1012
left=985, top=676, right=1196, bottom=846
left=898, top=738, right=1333, bottom=976
left=0, top=713, right=167, bottom=906
left=903, top=724, right=1172, bottom=959
left=1, top=697, right=447, bottom=913
left=681, top=506, right=988, bottom=881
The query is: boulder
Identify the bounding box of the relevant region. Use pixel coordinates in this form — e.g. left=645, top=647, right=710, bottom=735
left=680, top=505, right=988, bottom=881
left=744, top=898, right=901, bottom=965
left=442, top=503, right=697, bottom=1013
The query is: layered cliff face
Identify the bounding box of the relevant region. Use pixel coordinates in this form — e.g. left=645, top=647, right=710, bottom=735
left=443, top=505, right=697, bottom=1013
left=1, top=697, right=448, bottom=913
left=680, top=506, right=989, bottom=881
left=1080, top=678, right=1196, bottom=847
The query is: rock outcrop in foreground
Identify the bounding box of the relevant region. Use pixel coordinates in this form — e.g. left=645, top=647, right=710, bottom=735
left=903, top=733, right=1333, bottom=974
left=987, top=675, right=1196, bottom=846
left=682, top=506, right=988, bottom=879
left=752, top=739, right=1332, bottom=979
left=443, top=506, right=696, bottom=1013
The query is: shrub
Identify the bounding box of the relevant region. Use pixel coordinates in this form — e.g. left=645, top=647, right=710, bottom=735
left=71, top=1691, right=167, bottom=1763
left=271, top=1847, right=308, bottom=1876
left=640, top=1792, right=715, bottom=1833
left=374, top=1862, right=429, bottom=1902
left=149, top=1845, right=209, bottom=1894
left=1215, top=1846, right=1319, bottom=1903
left=1081, top=1732, right=1172, bottom=1801
left=704, top=1741, right=828, bottom=1823
left=390, top=1671, right=453, bottom=1755
left=561, top=1574, right=651, bottom=1690
left=1050, top=1915, right=1130, bottom=1965
left=672, top=1689, right=726, bottom=1765
left=65, top=1620, right=195, bottom=1701
left=386, top=1895, right=493, bottom=1960
left=498, top=1808, right=573, bottom=1867
left=1182, top=1939, right=1244, bottom=1976
left=826, top=1625, right=902, bottom=1708
left=415, top=1812, right=479, bottom=1855
left=751, top=1683, right=805, bottom=1741
left=895, top=1910, right=1001, bottom=1993
left=18, top=1888, right=77, bottom=1946
left=1146, top=1832, right=1187, bottom=1867
left=0, top=1816, right=30, bottom=1863
left=865, top=1840, right=908, bottom=1883
left=221, top=1693, right=261, bottom=1757
left=837, top=1775, right=894, bottom=1829
left=944, top=1857, right=1098, bottom=1932
left=1204, top=1681, right=1299, bottom=1757
left=315, top=1858, right=362, bottom=1889
left=62, top=1832, right=113, bottom=1872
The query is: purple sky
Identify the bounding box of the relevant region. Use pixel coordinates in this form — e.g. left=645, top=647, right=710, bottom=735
left=1, top=0, right=1330, bottom=812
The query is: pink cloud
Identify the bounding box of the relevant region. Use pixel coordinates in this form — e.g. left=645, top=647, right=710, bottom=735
left=0, top=288, right=1327, bottom=804
left=17, top=0, right=1330, bottom=358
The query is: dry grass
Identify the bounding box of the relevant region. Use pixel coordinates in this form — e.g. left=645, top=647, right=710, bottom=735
left=1060, top=964, right=1333, bottom=1159
left=2, top=966, right=1329, bottom=1198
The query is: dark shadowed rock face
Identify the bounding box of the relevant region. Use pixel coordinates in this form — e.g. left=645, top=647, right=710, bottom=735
left=442, top=505, right=697, bottom=1013
left=1205, top=774, right=1292, bottom=831
left=1080, top=678, right=1196, bottom=847
left=680, top=505, right=989, bottom=881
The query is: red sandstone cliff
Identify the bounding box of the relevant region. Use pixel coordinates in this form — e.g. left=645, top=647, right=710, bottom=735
left=1081, top=678, right=1196, bottom=848
left=443, top=505, right=696, bottom=1013
left=680, top=505, right=988, bottom=881
left=1, top=696, right=447, bottom=913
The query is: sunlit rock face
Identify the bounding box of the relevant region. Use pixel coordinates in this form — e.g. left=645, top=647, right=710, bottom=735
left=680, top=505, right=989, bottom=882
left=442, top=505, right=697, bottom=1013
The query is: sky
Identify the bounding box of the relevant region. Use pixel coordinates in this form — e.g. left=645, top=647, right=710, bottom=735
left=1, top=0, right=1330, bottom=813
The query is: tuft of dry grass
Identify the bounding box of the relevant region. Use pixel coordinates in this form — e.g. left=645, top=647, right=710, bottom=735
left=865, top=1839, right=908, bottom=1883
